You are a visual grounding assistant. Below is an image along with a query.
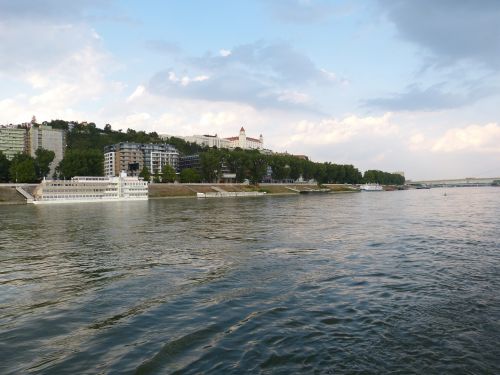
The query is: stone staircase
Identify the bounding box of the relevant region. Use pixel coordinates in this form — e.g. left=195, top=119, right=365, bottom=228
left=16, top=186, right=34, bottom=204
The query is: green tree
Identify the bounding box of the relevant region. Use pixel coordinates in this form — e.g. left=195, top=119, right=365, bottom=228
left=34, top=148, right=55, bottom=179
left=153, top=172, right=161, bottom=183
left=57, top=149, right=104, bottom=179
left=0, top=151, right=11, bottom=182
left=225, top=149, right=249, bottom=182
left=0, top=151, right=10, bottom=182
left=9, top=153, right=37, bottom=183
left=139, top=166, right=151, bottom=182
left=200, top=149, right=222, bottom=182
left=180, top=168, right=201, bottom=183
left=247, top=152, right=268, bottom=185
left=269, top=156, right=289, bottom=181
left=161, top=164, right=177, bottom=183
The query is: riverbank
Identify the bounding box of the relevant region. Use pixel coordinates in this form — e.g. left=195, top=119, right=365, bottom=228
left=0, top=183, right=360, bottom=204
left=149, top=183, right=359, bottom=199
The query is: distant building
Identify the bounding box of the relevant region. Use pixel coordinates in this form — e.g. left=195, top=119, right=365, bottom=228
left=179, top=154, right=201, bottom=172
left=177, top=127, right=264, bottom=151
left=0, top=126, right=28, bottom=160
left=104, top=142, right=179, bottom=177
left=183, top=134, right=230, bottom=149
left=225, top=127, right=263, bottom=150
left=29, top=125, right=66, bottom=176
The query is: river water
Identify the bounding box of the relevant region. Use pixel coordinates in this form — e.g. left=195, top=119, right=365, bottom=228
left=1, top=188, right=499, bottom=374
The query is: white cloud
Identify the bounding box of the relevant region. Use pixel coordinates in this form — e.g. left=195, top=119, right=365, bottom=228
left=431, top=123, right=500, bottom=153
left=200, top=111, right=237, bottom=127
left=127, top=85, right=146, bottom=102
left=277, top=90, right=310, bottom=104
left=408, top=132, right=426, bottom=151
left=285, top=112, right=398, bottom=147
left=167, top=71, right=210, bottom=86
left=219, top=49, right=232, bottom=57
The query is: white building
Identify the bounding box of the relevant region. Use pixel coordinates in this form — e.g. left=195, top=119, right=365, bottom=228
left=103, top=142, right=179, bottom=177
left=104, top=151, right=115, bottom=177
left=178, top=127, right=264, bottom=151
left=225, top=127, right=263, bottom=150
left=182, top=134, right=231, bottom=149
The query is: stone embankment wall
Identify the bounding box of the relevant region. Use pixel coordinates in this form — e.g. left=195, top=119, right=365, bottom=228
left=0, top=183, right=359, bottom=203
left=149, top=183, right=358, bottom=198
left=0, top=186, right=28, bottom=205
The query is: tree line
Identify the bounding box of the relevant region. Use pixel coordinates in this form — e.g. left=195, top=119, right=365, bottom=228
left=0, top=149, right=55, bottom=183
left=1, top=120, right=405, bottom=185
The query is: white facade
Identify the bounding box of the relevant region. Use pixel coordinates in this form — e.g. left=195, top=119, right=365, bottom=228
left=180, top=128, right=264, bottom=151
left=33, top=172, right=148, bottom=203
left=104, top=151, right=115, bottom=177
left=182, top=134, right=231, bottom=149
left=148, top=150, right=179, bottom=174
left=225, top=127, right=263, bottom=150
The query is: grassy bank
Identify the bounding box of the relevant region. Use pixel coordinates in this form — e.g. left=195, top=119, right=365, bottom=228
left=149, top=183, right=360, bottom=198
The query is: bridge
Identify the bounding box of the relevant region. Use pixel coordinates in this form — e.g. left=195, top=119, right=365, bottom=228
left=409, top=177, right=500, bottom=187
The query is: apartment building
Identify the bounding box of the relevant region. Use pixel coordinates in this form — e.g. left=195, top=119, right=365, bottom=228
left=29, top=125, right=66, bottom=176
left=0, top=126, right=28, bottom=159
left=104, top=142, right=179, bottom=177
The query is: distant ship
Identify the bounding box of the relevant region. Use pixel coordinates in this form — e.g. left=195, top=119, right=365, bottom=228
left=359, top=183, right=383, bottom=191
left=32, top=171, right=148, bottom=204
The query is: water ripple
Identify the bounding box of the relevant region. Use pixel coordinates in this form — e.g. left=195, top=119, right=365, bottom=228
left=1, top=188, right=499, bottom=374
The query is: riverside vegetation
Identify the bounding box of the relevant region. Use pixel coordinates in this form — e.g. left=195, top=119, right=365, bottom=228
left=0, top=120, right=405, bottom=185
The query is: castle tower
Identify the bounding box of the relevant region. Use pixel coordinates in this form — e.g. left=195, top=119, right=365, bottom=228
left=239, top=126, right=246, bottom=148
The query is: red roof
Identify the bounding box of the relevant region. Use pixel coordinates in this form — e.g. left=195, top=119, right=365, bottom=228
left=240, top=126, right=245, bottom=131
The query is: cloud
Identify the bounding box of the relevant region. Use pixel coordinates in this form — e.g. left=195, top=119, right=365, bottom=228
left=431, top=123, right=500, bottom=153
left=364, top=83, right=494, bottom=111
left=284, top=112, right=398, bottom=147
left=0, top=1, right=121, bottom=125
left=147, top=41, right=342, bottom=111
left=377, top=0, right=500, bottom=69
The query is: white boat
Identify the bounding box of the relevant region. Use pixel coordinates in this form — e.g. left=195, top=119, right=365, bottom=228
left=32, top=171, right=148, bottom=204
left=359, top=183, right=383, bottom=191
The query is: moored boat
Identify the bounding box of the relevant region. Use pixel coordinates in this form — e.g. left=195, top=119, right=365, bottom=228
left=359, top=183, right=383, bottom=191
left=32, top=171, right=148, bottom=204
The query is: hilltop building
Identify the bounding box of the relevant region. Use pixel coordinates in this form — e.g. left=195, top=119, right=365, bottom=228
left=182, top=134, right=231, bottom=149
left=175, top=127, right=264, bottom=151
left=0, top=126, right=28, bottom=160
left=225, top=127, right=263, bottom=150
left=104, top=142, right=179, bottom=177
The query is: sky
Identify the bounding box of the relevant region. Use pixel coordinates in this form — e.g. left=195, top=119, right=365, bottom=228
left=1, top=0, right=499, bottom=180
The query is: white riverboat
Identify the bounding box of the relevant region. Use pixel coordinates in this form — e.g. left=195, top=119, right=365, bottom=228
left=359, top=183, right=384, bottom=191
left=32, top=172, right=148, bottom=204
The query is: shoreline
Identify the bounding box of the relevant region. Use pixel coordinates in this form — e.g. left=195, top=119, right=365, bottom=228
left=0, top=183, right=360, bottom=204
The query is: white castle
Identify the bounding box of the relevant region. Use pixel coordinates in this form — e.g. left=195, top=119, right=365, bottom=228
left=181, top=127, right=263, bottom=151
